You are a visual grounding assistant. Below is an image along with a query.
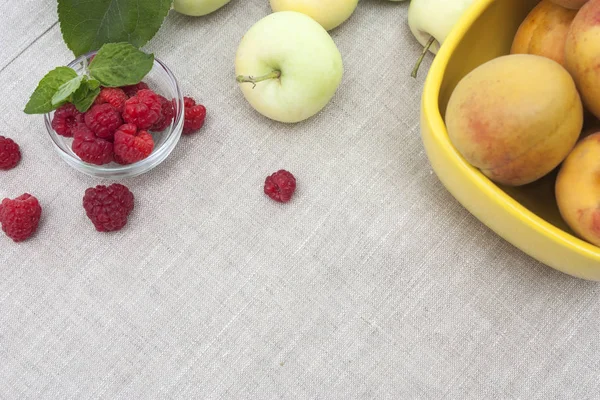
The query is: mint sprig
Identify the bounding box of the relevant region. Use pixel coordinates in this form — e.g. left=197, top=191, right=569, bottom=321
left=24, top=43, right=154, bottom=115
left=24, top=67, right=78, bottom=114
left=51, top=75, right=84, bottom=107
left=71, top=77, right=102, bottom=113
left=57, top=0, right=173, bottom=57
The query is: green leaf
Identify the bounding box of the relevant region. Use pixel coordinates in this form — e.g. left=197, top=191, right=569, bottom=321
left=89, top=42, right=154, bottom=87
left=57, top=0, right=173, bottom=57
left=24, top=67, right=78, bottom=114
left=87, top=79, right=101, bottom=91
left=71, top=78, right=101, bottom=113
left=51, top=75, right=84, bottom=107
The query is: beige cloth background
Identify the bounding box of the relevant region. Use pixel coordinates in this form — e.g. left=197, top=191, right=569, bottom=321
left=2, top=0, right=600, bottom=398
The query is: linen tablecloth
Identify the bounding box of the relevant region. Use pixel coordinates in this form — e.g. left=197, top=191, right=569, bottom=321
left=2, top=1, right=599, bottom=398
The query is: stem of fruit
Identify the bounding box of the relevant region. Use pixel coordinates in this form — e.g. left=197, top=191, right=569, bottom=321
left=236, top=70, right=281, bottom=88
left=411, top=36, right=436, bottom=79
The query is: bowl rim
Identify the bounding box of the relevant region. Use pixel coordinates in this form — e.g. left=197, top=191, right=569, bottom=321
left=421, top=0, right=600, bottom=261
left=43, top=51, right=184, bottom=179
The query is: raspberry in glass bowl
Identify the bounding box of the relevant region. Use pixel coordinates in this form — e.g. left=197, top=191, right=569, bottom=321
left=44, top=51, right=184, bottom=179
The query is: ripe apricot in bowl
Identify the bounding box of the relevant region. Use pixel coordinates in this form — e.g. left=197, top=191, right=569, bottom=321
left=444, top=54, right=582, bottom=187
left=510, top=0, right=577, bottom=68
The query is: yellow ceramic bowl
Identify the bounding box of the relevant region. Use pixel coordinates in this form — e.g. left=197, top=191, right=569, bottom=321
left=420, top=0, right=600, bottom=281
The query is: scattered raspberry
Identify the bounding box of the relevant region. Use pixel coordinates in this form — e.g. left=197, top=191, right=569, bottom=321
left=84, top=103, right=123, bottom=140
left=183, top=96, right=206, bottom=134
left=113, top=124, right=154, bottom=164
left=82, top=183, right=134, bottom=232
left=122, top=89, right=162, bottom=130
left=149, top=95, right=175, bottom=132
left=71, top=124, right=113, bottom=165
left=264, top=170, right=296, bottom=203
left=51, top=103, right=84, bottom=137
left=0, top=136, right=21, bottom=170
left=93, top=87, right=128, bottom=112
left=0, top=193, right=42, bottom=242
left=121, top=82, right=149, bottom=98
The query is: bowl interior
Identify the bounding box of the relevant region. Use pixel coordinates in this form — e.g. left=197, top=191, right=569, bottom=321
left=436, top=0, right=578, bottom=237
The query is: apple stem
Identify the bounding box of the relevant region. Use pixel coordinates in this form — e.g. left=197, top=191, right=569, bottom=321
left=236, top=70, right=282, bottom=88
left=411, top=36, right=436, bottom=79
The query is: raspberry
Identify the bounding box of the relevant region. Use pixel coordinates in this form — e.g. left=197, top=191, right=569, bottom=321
left=0, top=193, right=42, bottom=242
left=0, top=136, right=21, bottom=170
left=93, top=87, right=128, bottom=112
left=264, top=170, right=296, bottom=203
left=84, top=103, right=123, bottom=140
left=82, top=183, right=134, bottom=232
left=121, top=82, right=149, bottom=98
left=149, top=95, right=175, bottom=132
left=51, top=103, right=84, bottom=137
left=122, top=89, right=162, bottom=130
left=183, top=96, right=206, bottom=134
left=71, top=124, right=113, bottom=165
left=113, top=124, right=154, bottom=164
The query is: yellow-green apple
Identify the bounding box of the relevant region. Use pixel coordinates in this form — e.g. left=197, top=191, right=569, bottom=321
left=408, top=0, right=476, bottom=77
left=173, top=0, right=231, bottom=16
left=235, top=11, right=344, bottom=123
left=269, top=0, right=359, bottom=31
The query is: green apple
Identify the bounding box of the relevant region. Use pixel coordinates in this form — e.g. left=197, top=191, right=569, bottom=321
left=269, top=0, right=359, bottom=31
left=408, top=0, right=476, bottom=77
left=235, top=11, right=344, bottom=123
left=173, top=0, right=231, bottom=16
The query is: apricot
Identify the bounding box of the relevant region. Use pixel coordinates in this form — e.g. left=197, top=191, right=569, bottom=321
left=548, top=0, right=588, bottom=9
left=556, top=132, right=600, bottom=247
left=511, top=0, right=577, bottom=67
left=445, top=54, right=583, bottom=186
left=565, top=0, right=600, bottom=120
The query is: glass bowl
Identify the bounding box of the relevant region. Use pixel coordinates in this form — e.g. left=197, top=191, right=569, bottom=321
left=44, top=51, right=184, bottom=179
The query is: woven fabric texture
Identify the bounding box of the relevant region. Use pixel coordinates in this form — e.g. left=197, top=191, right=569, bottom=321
left=1, top=1, right=599, bottom=399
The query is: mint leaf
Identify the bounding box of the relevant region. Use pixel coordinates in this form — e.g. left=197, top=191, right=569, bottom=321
left=71, top=78, right=101, bottom=113
left=51, top=75, right=84, bottom=107
left=57, top=0, right=173, bottom=57
left=87, top=79, right=101, bottom=91
left=24, top=67, right=78, bottom=114
left=89, top=42, right=154, bottom=87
